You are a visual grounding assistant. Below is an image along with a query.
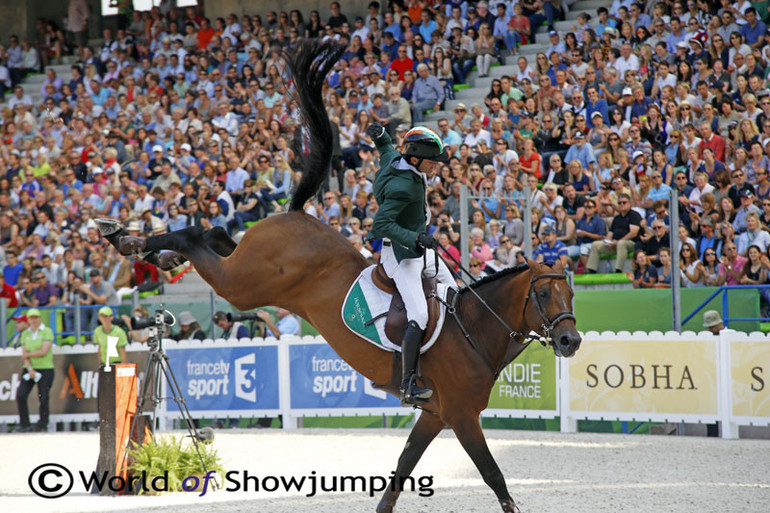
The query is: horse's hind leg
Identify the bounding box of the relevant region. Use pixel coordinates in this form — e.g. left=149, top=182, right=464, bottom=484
left=376, top=411, right=444, bottom=513
left=451, top=416, right=520, bottom=513
left=155, top=227, right=238, bottom=269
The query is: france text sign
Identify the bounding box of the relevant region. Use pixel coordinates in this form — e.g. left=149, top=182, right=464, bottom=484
left=487, top=343, right=557, bottom=412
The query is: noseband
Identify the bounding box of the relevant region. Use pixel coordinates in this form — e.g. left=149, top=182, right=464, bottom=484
left=523, top=273, right=577, bottom=342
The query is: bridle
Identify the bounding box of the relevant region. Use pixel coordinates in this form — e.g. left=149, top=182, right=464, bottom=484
left=521, top=272, right=576, bottom=343
left=438, top=265, right=576, bottom=375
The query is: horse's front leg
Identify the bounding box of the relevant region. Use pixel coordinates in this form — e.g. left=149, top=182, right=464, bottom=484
left=450, top=415, right=520, bottom=513
left=376, top=410, right=445, bottom=513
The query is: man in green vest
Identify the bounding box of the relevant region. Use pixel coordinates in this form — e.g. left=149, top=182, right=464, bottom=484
left=17, top=308, right=54, bottom=432
left=366, top=122, right=458, bottom=405
left=94, top=306, right=128, bottom=365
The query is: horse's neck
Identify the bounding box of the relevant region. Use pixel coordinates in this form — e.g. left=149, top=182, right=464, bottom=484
left=458, top=271, right=530, bottom=373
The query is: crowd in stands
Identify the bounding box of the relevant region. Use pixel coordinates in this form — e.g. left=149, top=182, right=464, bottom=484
left=1, top=0, right=770, bottom=320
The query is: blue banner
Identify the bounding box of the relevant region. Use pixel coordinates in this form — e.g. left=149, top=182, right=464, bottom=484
left=290, top=344, right=400, bottom=409
left=166, top=346, right=279, bottom=411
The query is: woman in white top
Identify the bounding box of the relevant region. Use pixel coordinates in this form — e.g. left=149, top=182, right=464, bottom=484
left=680, top=242, right=705, bottom=287
left=609, top=107, right=631, bottom=142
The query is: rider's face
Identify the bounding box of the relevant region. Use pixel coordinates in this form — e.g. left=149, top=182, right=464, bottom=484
left=417, top=159, right=440, bottom=174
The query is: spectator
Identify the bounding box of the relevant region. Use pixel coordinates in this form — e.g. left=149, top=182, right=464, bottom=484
left=174, top=310, right=206, bottom=341
left=16, top=309, right=54, bottom=432
left=93, top=306, right=128, bottom=365
left=534, top=226, right=569, bottom=268
left=626, top=249, right=658, bottom=288
left=718, top=242, right=748, bottom=286
left=213, top=310, right=250, bottom=339
left=586, top=193, right=641, bottom=273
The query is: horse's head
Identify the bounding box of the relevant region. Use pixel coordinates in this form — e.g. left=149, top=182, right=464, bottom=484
left=524, top=261, right=581, bottom=358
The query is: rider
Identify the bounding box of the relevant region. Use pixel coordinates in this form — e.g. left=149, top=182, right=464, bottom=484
left=365, top=122, right=459, bottom=405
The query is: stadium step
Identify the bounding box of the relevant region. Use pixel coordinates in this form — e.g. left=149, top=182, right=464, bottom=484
left=571, top=0, right=607, bottom=9
left=535, top=18, right=599, bottom=35
left=23, top=64, right=73, bottom=84
left=565, top=9, right=599, bottom=21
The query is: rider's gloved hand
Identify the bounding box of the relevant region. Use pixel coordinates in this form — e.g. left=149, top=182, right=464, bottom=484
left=416, top=232, right=438, bottom=250
left=366, top=122, right=386, bottom=141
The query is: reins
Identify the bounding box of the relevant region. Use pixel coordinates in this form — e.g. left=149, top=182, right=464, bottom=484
left=432, top=250, right=575, bottom=377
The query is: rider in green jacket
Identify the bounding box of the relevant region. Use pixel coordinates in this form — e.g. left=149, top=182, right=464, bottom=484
left=366, top=123, right=458, bottom=405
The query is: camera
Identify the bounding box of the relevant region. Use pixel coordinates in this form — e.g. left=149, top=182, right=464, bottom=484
left=226, top=312, right=260, bottom=323
left=132, top=311, right=175, bottom=330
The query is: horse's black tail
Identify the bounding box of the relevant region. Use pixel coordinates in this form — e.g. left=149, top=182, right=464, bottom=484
left=284, top=39, right=345, bottom=212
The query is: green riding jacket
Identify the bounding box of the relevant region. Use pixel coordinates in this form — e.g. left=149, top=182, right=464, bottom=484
left=366, top=131, right=429, bottom=262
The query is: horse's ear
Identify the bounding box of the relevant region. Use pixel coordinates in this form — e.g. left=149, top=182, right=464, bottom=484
left=552, top=260, right=564, bottom=273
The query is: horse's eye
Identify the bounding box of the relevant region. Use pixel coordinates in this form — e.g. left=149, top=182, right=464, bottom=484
left=539, top=289, right=549, bottom=299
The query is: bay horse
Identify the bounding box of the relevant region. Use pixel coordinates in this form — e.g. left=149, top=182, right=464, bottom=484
left=97, top=40, right=581, bottom=513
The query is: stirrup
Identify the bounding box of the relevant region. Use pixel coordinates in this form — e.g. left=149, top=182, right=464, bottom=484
left=400, top=375, right=432, bottom=405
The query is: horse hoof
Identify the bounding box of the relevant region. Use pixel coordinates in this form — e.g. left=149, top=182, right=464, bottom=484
left=500, top=499, right=520, bottom=513
left=95, top=218, right=122, bottom=237
left=157, top=251, right=186, bottom=270
left=119, top=236, right=147, bottom=256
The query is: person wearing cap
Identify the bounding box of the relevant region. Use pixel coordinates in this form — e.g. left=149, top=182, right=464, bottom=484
left=174, top=310, right=205, bottom=341
left=79, top=268, right=119, bottom=327
left=16, top=308, right=54, bottom=432
left=702, top=310, right=726, bottom=334
left=212, top=311, right=250, bottom=339
left=534, top=225, right=570, bottom=268
left=365, top=122, right=458, bottom=405
left=564, top=131, right=597, bottom=173
left=93, top=306, right=128, bottom=365
left=733, top=190, right=762, bottom=234
left=9, top=314, right=28, bottom=348
left=147, top=145, right=171, bottom=182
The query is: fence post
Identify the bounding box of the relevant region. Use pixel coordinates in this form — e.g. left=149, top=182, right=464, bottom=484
left=670, top=189, right=681, bottom=331
left=278, top=336, right=297, bottom=430
left=209, top=290, right=216, bottom=338
left=722, top=290, right=729, bottom=328
left=717, top=330, right=739, bottom=439
left=460, top=184, right=469, bottom=270
left=523, top=184, right=532, bottom=259
left=0, top=298, right=6, bottom=348
left=558, top=356, right=576, bottom=433
left=75, top=295, right=82, bottom=343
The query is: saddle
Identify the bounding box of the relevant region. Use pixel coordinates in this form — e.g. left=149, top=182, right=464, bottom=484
left=371, top=264, right=441, bottom=345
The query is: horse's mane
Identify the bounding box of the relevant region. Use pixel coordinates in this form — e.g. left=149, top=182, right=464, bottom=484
left=458, top=263, right=531, bottom=295
left=284, top=39, right=346, bottom=212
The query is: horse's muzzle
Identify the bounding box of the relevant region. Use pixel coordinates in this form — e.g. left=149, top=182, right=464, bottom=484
left=554, top=330, right=582, bottom=358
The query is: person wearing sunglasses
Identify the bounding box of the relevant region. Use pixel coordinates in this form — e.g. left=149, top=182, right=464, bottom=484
left=585, top=193, right=641, bottom=273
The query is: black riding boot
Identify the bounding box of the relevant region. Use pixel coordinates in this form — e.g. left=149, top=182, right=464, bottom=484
left=400, top=321, right=432, bottom=405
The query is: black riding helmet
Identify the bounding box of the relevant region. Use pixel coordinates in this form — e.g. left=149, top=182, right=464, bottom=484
left=400, top=127, right=450, bottom=162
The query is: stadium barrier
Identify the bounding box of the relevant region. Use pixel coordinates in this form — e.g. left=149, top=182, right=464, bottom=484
left=0, top=332, right=767, bottom=439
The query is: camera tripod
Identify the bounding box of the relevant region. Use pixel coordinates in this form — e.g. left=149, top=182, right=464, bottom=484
left=124, top=308, right=214, bottom=483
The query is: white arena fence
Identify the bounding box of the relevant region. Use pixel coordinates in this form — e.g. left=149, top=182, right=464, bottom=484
left=0, top=332, right=767, bottom=439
